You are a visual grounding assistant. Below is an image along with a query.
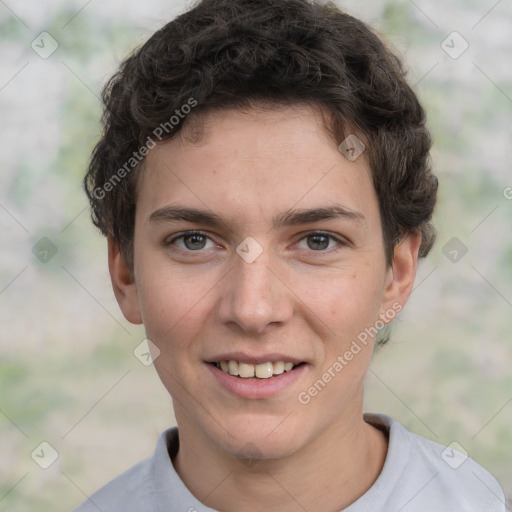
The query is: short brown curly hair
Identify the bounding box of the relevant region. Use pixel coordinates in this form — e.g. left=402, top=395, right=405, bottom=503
left=84, top=0, right=437, bottom=269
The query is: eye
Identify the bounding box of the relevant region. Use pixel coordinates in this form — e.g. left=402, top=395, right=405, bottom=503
left=166, top=230, right=217, bottom=252
left=295, top=231, right=345, bottom=252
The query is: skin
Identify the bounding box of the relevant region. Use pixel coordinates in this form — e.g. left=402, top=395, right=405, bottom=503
left=109, top=104, right=421, bottom=511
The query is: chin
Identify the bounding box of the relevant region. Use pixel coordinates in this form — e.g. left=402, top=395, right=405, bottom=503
left=211, top=415, right=308, bottom=461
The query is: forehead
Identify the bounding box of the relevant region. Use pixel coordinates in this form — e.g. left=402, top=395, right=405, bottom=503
left=137, top=105, right=380, bottom=232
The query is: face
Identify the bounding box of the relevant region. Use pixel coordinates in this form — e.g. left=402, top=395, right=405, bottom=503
left=110, top=104, right=419, bottom=460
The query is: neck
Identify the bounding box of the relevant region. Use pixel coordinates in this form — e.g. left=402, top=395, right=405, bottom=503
left=172, top=405, right=388, bottom=512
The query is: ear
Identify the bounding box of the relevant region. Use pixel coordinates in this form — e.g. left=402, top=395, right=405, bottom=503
left=108, top=236, right=143, bottom=324
left=379, top=230, right=422, bottom=322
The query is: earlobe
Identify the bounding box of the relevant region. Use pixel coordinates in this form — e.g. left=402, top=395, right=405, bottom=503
left=108, top=236, right=143, bottom=325
left=380, top=231, right=422, bottom=320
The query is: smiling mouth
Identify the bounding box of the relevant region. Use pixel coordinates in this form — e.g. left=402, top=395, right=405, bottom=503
left=211, top=360, right=304, bottom=379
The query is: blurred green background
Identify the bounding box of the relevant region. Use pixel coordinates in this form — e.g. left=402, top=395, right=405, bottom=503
left=0, top=0, right=511, bottom=510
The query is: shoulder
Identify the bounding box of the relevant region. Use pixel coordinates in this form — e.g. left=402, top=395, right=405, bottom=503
left=72, top=428, right=178, bottom=512
left=407, top=427, right=506, bottom=510
left=72, top=457, right=153, bottom=512
left=364, top=413, right=507, bottom=511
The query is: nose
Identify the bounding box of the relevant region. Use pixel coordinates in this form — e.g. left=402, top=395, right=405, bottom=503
left=216, top=248, right=294, bottom=335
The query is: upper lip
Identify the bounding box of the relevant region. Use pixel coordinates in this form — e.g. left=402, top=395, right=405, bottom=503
left=206, top=352, right=306, bottom=365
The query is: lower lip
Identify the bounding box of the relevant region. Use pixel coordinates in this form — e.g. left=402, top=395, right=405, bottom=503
left=206, top=363, right=308, bottom=399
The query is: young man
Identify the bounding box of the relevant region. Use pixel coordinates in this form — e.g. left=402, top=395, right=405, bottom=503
left=76, top=0, right=506, bottom=510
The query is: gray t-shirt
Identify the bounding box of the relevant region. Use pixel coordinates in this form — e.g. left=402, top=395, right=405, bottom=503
left=73, top=413, right=506, bottom=511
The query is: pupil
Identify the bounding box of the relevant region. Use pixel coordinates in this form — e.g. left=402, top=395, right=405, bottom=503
left=308, top=234, right=329, bottom=251
left=184, top=234, right=206, bottom=250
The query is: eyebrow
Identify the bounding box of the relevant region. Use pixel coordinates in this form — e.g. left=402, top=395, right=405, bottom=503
left=149, top=206, right=231, bottom=230
left=148, top=204, right=367, bottom=230
left=273, top=205, right=366, bottom=229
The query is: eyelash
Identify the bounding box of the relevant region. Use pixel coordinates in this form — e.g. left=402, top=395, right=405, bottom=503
left=165, top=230, right=347, bottom=256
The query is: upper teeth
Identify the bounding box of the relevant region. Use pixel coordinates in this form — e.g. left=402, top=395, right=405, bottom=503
left=218, top=360, right=296, bottom=379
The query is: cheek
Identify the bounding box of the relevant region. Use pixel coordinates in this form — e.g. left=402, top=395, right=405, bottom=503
left=317, top=273, right=385, bottom=376
left=312, top=268, right=385, bottom=337
left=135, top=258, right=215, bottom=348
left=137, top=268, right=215, bottom=397
left=306, top=273, right=382, bottom=403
